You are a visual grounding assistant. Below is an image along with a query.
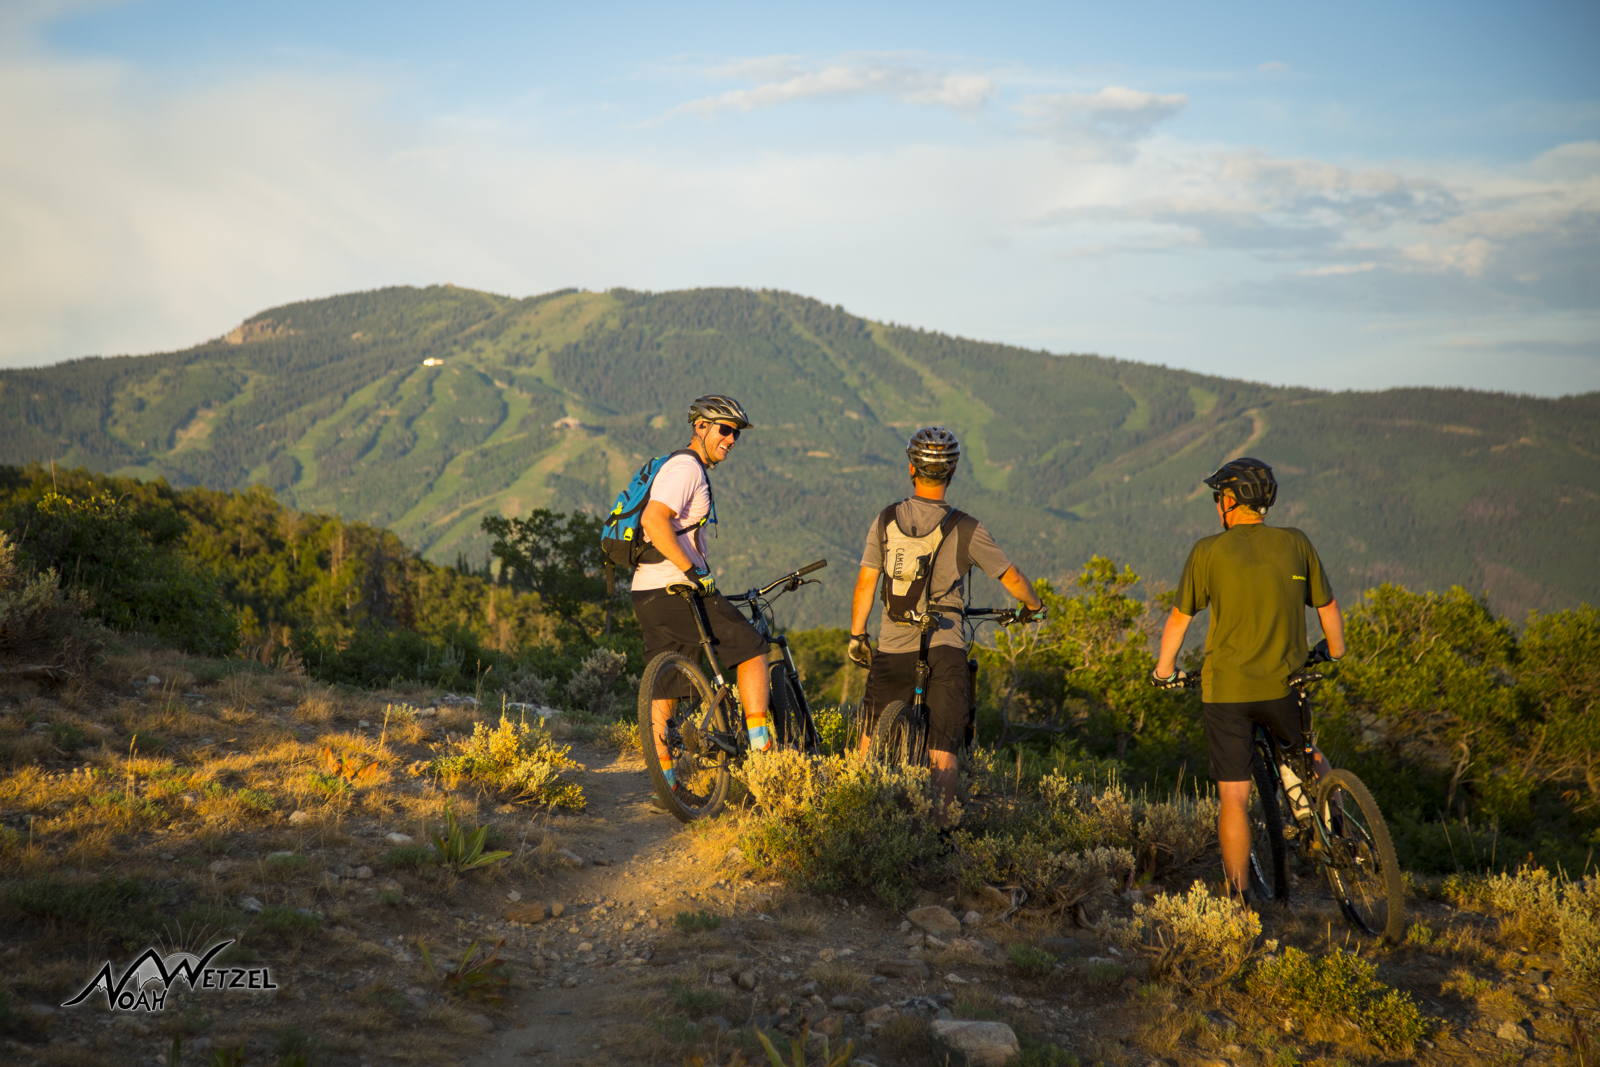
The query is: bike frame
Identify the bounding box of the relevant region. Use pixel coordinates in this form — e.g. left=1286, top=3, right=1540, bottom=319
left=884, top=605, right=1034, bottom=764
left=666, top=560, right=827, bottom=758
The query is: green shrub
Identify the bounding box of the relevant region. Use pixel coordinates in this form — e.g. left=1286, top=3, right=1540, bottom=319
left=298, top=624, right=500, bottom=690
left=0, top=529, right=98, bottom=670
left=1247, top=946, right=1431, bottom=1051
left=47, top=722, right=87, bottom=749
left=430, top=715, right=584, bottom=809
left=384, top=845, right=436, bottom=869
left=3, top=492, right=238, bottom=655
left=736, top=751, right=943, bottom=909
left=1096, top=881, right=1270, bottom=991
left=668, top=978, right=724, bottom=1016
left=1008, top=944, right=1056, bottom=978
left=673, top=910, right=722, bottom=933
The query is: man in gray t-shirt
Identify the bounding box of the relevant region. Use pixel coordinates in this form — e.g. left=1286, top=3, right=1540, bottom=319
left=847, top=427, right=1042, bottom=826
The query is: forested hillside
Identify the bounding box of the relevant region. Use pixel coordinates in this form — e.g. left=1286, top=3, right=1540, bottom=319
left=5, top=285, right=1597, bottom=628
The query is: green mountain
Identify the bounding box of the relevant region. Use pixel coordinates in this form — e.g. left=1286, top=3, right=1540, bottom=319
left=5, top=285, right=1597, bottom=629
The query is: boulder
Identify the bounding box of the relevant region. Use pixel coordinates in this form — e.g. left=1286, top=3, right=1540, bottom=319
left=906, top=905, right=962, bottom=937
left=288, top=811, right=314, bottom=826
left=930, top=1019, right=1021, bottom=1066
left=830, top=995, right=867, bottom=1012
left=875, top=959, right=930, bottom=980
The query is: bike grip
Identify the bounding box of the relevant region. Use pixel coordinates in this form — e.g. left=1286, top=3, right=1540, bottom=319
left=797, top=559, right=828, bottom=576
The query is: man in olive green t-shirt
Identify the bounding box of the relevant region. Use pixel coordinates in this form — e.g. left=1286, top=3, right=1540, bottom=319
left=1152, top=457, right=1347, bottom=901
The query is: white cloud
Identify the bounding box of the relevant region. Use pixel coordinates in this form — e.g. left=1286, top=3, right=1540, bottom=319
left=1258, top=61, right=1289, bottom=74
left=667, top=54, right=996, bottom=118
left=0, top=37, right=1591, bottom=396
left=1017, top=85, right=1187, bottom=157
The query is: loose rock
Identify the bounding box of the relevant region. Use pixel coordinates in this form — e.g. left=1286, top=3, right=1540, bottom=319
left=385, top=832, right=414, bottom=846
left=862, top=1004, right=896, bottom=1028
left=464, top=1014, right=495, bottom=1033
left=737, top=971, right=758, bottom=991
left=506, top=903, right=546, bottom=924
left=1496, top=1019, right=1531, bottom=1045
left=875, top=959, right=930, bottom=980
left=930, top=1019, right=1021, bottom=1066
left=907, top=905, right=962, bottom=937
left=288, top=811, right=313, bottom=826
left=550, top=902, right=565, bottom=918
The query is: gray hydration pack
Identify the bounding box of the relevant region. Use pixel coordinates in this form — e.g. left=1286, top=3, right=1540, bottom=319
left=877, top=502, right=975, bottom=624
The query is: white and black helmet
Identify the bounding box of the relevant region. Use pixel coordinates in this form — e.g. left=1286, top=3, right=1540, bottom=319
left=907, top=426, right=960, bottom=482
left=687, top=394, right=753, bottom=429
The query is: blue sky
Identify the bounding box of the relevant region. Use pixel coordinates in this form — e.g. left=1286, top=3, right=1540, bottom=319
left=2, top=0, right=1596, bottom=395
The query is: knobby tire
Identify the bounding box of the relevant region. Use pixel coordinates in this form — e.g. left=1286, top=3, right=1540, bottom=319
left=768, top=662, right=816, bottom=751
left=871, top=700, right=918, bottom=766
left=638, top=652, right=731, bottom=824
left=1249, top=744, right=1289, bottom=902
left=1316, top=768, right=1405, bottom=942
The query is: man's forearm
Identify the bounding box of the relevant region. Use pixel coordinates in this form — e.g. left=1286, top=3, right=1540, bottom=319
left=851, top=567, right=879, bottom=633
left=999, top=566, right=1044, bottom=611
left=641, top=504, right=695, bottom=573
left=1155, top=608, right=1193, bottom=676
left=1317, top=598, right=1346, bottom=658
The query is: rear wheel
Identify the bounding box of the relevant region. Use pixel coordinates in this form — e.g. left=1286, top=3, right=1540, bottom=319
left=1316, top=769, right=1404, bottom=942
left=1249, top=744, right=1289, bottom=901
left=870, top=700, right=918, bottom=767
left=638, top=653, right=732, bottom=823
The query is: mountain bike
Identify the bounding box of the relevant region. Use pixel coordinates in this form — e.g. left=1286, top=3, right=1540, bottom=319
left=637, top=560, right=827, bottom=823
left=870, top=606, right=1043, bottom=765
left=1166, top=652, right=1405, bottom=942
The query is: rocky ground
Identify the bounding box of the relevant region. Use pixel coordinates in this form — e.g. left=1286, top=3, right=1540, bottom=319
left=1, top=658, right=1595, bottom=1066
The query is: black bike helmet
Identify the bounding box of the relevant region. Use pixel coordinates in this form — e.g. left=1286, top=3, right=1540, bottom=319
left=687, top=394, right=752, bottom=429
left=1203, top=456, right=1277, bottom=511
left=907, top=426, right=960, bottom=483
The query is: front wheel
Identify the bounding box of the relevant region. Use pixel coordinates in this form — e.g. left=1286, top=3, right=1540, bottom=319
left=1316, top=768, right=1404, bottom=942
left=768, top=662, right=816, bottom=751
left=638, top=653, right=731, bottom=824
left=870, top=700, right=919, bottom=767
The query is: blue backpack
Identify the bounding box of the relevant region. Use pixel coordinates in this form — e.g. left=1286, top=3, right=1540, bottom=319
left=600, top=449, right=716, bottom=569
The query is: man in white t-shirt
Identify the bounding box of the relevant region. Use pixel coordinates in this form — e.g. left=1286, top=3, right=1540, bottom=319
left=633, top=395, right=773, bottom=800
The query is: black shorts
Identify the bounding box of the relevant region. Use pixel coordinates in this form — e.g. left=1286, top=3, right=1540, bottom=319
left=632, top=589, right=770, bottom=673
left=1203, top=695, right=1304, bottom=781
left=863, top=645, right=971, bottom=754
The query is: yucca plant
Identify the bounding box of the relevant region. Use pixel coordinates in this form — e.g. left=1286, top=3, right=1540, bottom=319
left=430, top=806, right=512, bottom=872
left=755, top=1025, right=854, bottom=1067
left=418, top=937, right=512, bottom=1003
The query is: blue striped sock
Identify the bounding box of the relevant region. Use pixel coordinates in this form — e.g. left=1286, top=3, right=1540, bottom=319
left=663, top=768, right=676, bottom=788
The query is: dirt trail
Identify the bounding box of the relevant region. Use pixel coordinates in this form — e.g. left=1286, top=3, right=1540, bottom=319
left=476, top=747, right=692, bottom=1064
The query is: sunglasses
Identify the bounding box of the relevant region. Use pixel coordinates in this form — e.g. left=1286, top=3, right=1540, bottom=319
left=702, top=421, right=741, bottom=441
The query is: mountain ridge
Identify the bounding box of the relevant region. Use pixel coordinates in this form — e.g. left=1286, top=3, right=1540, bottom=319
left=5, top=284, right=1596, bottom=629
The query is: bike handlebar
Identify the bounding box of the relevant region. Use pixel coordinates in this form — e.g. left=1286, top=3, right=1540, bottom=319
left=962, top=607, right=1047, bottom=626
left=796, top=559, right=827, bottom=578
